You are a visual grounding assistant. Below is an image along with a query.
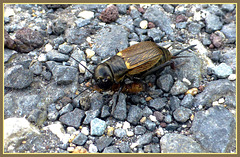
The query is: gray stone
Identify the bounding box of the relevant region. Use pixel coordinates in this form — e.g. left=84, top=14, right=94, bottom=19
left=114, top=128, right=127, bottom=138
left=176, top=22, right=187, bottom=29
left=188, top=22, right=202, bottom=35
left=144, top=119, right=156, bottom=131
left=47, top=103, right=59, bottom=121
left=74, top=18, right=91, bottom=28
left=162, top=4, right=174, bottom=13
left=4, top=49, right=17, bottom=63
left=147, top=28, right=165, bottom=43
left=169, top=96, right=181, bottom=111
left=65, top=27, right=90, bottom=45
left=46, top=50, right=69, bottom=62
left=83, top=109, right=100, bottom=124
left=221, top=23, right=236, bottom=41
left=119, top=142, right=131, bottom=153
left=90, top=118, right=106, bottom=136
left=92, top=25, right=129, bottom=58
left=101, top=105, right=110, bottom=118
left=59, top=108, right=85, bottom=128
left=221, top=4, right=235, bottom=12
left=113, top=93, right=127, bottom=120
left=181, top=94, right=194, bottom=108
left=29, top=61, right=42, bottom=75
left=4, top=65, right=33, bottom=89
left=173, top=107, right=192, bottom=123
left=136, top=133, right=153, bottom=146
left=205, top=12, right=223, bottom=33
left=127, top=105, right=143, bottom=125
left=51, top=65, right=78, bottom=85
left=72, top=133, right=88, bottom=146
left=134, top=125, right=146, bottom=135
left=170, top=80, right=188, bottom=95
left=160, top=133, right=206, bottom=153
left=116, top=15, right=134, bottom=32
left=103, top=146, right=120, bottom=153
left=164, top=114, right=172, bottom=123
left=58, top=44, right=73, bottom=54
left=157, top=74, right=174, bottom=92
left=193, top=79, right=235, bottom=108
left=142, top=106, right=153, bottom=117
left=212, top=63, right=233, bottom=78
left=59, top=103, right=74, bottom=116
left=96, top=136, right=113, bottom=152
left=190, top=106, right=235, bottom=153
left=149, top=98, right=167, bottom=111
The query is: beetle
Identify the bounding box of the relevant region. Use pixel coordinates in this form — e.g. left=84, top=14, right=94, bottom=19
left=89, top=41, right=195, bottom=92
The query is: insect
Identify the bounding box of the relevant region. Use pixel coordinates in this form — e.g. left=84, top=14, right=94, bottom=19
left=72, top=41, right=195, bottom=93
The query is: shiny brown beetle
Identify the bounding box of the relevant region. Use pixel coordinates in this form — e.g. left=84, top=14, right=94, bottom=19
left=71, top=41, right=195, bottom=93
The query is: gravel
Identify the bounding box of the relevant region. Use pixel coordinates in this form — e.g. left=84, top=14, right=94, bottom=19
left=4, top=4, right=236, bottom=154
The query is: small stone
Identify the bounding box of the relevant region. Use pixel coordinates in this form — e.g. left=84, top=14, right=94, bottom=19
left=153, top=111, right=164, bottom=122
left=123, top=121, right=131, bottom=130
left=181, top=94, right=195, bottom=108
left=59, top=108, right=85, bottom=128
left=106, top=127, right=114, bottom=136
left=29, top=61, right=42, bottom=75
left=144, top=119, right=156, bottom=131
left=126, top=130, right=134, bottom=137
left=169, top=96, right=181, bottom=111
left=44, top=43, right=53, bottom=52
left=140, top=20, right=148, bottom=29
left=78, top=11, right=94, bottom=19
left=119, top=142, right=131, bottom=153
left=218, top=98, right=225, bottom=104
left=67, top=147, right=75, bottom=152
left=78, top=61, right=87, bottom=73
left=149, top=98, right=167, bottom=110
left=83, top=109, right=100, bottom=125
left=170, top=80, right=188, bottom=95
left=47, top=50, right=69, bottom=62
left=140, top=117, right=147, bottom=123
left=157, top=74, right=174, bottom=92
left=136, top=133, right=153, bottom=146
left=103, top=146, right=119, bottom=153
left=59, top=103, right=73, bottom=116
left=96, top=136, right=113, bottom=152
left=38, top=54, right=47, bottom=62
left=58, top=44, right=73, bottom=54
left=212, top=101, right=219, bottom=106
left=75, top=18, right=91, bottom=28
left=114, top=128, right=127, bottom=138
left=72, top=133, right=88, bottom=146
left=142, top=106, right=153, bottom=117
left=155, top=127, right=164, bottom=137
left=67, top=127, right=77, bottom=134
left=81, top=127, right=89, bottom=135
left=164, top=114, right=172, bottom=123
left=85, top=49, right=95, bottom=58
left=127, top=105, right=142, bottom=125
left=228, top=74, right=236, bottom=81
left=99, top=5, right=119, bottom=23
left=173, top=107, right=192, bottom=123
left=90, top=118, right=106, bottom=136
left=149, top=115, right=157, bottom=122
left=185, top=88, right=198, bottom=96
left=101, top=105, right=110, bottom=118
left=212, top=63, right=233, bottom=78
left=134, top=125, right=146, bottom=135
left=221, top=4, right=235, bottom=12
left=89, top=144, right=98, bottom=153
left=113, top=93, right=127, bottom=120
left=182, top=78, right=191, bottom=86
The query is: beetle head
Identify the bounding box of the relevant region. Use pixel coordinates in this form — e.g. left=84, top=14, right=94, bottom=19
left=94, top=63, right=114, bottom=91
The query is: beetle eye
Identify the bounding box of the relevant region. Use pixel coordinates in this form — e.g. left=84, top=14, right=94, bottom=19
left=103, top=78, right=108, bottom=82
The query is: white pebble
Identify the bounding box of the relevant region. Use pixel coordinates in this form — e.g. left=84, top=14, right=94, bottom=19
left=149, top=115, right=157, bottom=122
left=182, top=78, right=191, bottom=86
left=85, top=49, right=95, bottom=59
left=198, top=105, right=203, bottom=110
left=67, top=147, right=75, bottom=152
left=123, top=121, right=131, bottom=130
left=130, top=142, right=139, bottom=149
left=140, top=20, right=148, bottom=29
left=89, top=144, right=98, bottom=153
left=155, top=127, right=164, bottom=137
left=126, top=130, right=134, bottom=137
left=67, top=127, right=77, bottom=134
left=81, top=127, right=89, bottom=135
left=44, top=43, right=53, bottom=52
left=218, top=98, right=225, bottom=104
left=38, top=54, right=47, bottom=62
left=4, top=8, right=15, bottom=17
left=228, top=74, right=236, bottom=81
left=79, top=61, right=87, bottom=73
left=129, top=41, right=139, bottom=46
left=212, top=101, right=219, bottom=106
left=116, top=122, right=123, bottom=128
left=78, top=11, right=94, bottom=19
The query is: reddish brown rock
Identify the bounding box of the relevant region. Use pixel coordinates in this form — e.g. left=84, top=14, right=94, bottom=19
left=99, top=5, right=119, bottom=23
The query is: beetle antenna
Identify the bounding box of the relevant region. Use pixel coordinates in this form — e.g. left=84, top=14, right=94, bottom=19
left=70, top=56, right=94, bottom=75
left=173, top=45, right=196, bottom=56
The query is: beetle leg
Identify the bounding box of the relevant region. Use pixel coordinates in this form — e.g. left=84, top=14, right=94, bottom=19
left=141, top=60, right=174, bottom=78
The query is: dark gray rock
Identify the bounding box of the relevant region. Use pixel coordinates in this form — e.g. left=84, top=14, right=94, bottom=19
left=188, top=22, right=202, bottom=35
left=114, top=128, right=127, bottom=138
left=210, top=50, right=221, bottom=62
left=59, top=108, right=85, bottom=128
left=113, top=93, right=127, bottom=121
left=176, top=22, right=187, bottom=29
left=58, top=44, right=73, bottom=54
left=90, top=118, right=106, bottom=136
left=190, top=106, right=235, bottom=153
left=89, top=92, right=103, bottom=111
left=119, top=142, right=131, bottom=153
left=160, top=133, right=205, bottom=153
left=29, top=61, right=42, bottom=75
left=162, top=4, right=174, bottom=13
left=69, top=48, right=86, bottom=67
left=127, top=105, right=143, bottom=125
left=101, top=105, right=110, bottom=118
left=83, top=109, right=100, bottom=124
left=157, top=74, right=174, bottom=92
left=134, top=125, right=146, bottom=135
left=153, top=111, right=164, bottom=122
left=149, top=98, right=167, bottom=110
left=46, top=50, right=69, bottom=62
left=151, top=144, right=160, bottom=153
left=170, top=80, right=188, bottom=95
left=4, top=49, right=17, bottom=63
left=169, top=96, right=181, bottom=111
left=173, top=107, right=192, bottom=123
left=147, top=28, right=165, bottom=43
left=220, top=48, right=236, bottom=72
left=116, top=4, right=128, bottom=14
left=202, top=37, right=211, bottom=46
left=45, top=61, right=59, bottom=72
left=205, top=12, right=223, bottom=33
left=59, top=103, right=73, bottom=116
left=47, top=103, right=59, bottom=121
left=74, top=18, right=91, bottom=28
left=116, top=15, right=134, bottom=32
left=144, top=119, right=156, bottom=131
left=65, top=27, right=90, bottom=45
left=136, top=133, right=153, bottom=146
left=143, top=5, right=173, bottom=36
left=142, top=106, right=153, bottom=117
left=96, top=136, right=113, bottom=152
left=92, top=25, right=129, bottom=58
left=72, top=133, right=88, bottom=146
left=53, top=36, right=64, bottom=47
left=27, top=109, right=47, bottom=126
left=164, top=114, right=172, bottom=123
left=103, top=146, right=120, bottom=153
left=130, top=8, right=141, bottom=19
left=193, top=79, right=235, bottom=108
left=4, top=65, right=33, bottom=89
left=41, top=70, right=52, bottom=81
left=51, top=65, right=78, bottom=85
left=181, top=94, right=194, bottom=108
left=221, top=23, right=236, bottom=42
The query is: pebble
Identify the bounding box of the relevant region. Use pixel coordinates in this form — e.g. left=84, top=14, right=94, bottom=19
left=228, top=74, right=236, bottom=81
left=188, top=22, right=202, bottom=35
left=81, top=127, right=89, bottom=136
left=164, top=114, right=172, bottom=123
left=149, top=98, right=167, bottom=111
left=85, top=49, right=95, bottom=58
left=75, top=18, right=91, bottom=28
left=77, top=11, right=94, bottom=19
left=59, top=103, right=73, bottom=116
left=182, top=78, right=191, bottom=86
left=83, top=109, right=100, bottom=124
left=149, top=115, right=157, bottom=122
left=38, top=54, right=47, bottom=62
left=134, top=125, right=146, bottom=135
left=72, top=133, right=88, bottom=146
left=59, top=108, right=85, bottom=128
left=169, top=96, right=181, bottom=111
left=114, top=128, right=127, bottom=138
left=212, top=63, right=233, bottom=78
left=139, top=20, right=148, bottom=29
left=173, top=107, right=192, bottom=123
left=136, top=133, right=153, bottom=146
left=147, top=28, right=164, bottom=43
left=119, top=142, right=131, bottom=153
left=113, top=93, right=127, bottom=121
left=29, top=61, right=42, bottom=75
left=44, top=43, right=53, bottom=52
left=126, top=130, right=134, bottom=137
left=221, top=4, right=235, bottom=12
left=185, top=88, right=198, bottom=96
left=142, top=106, right=153, bottom=117
left=67, top=127, right=77, bottom=134
left=101, top=105, right=110, bottom=118
left=123, top=121, right=131, bottom=130
left=46, top=50, right=70, bottom=62
left=155, top=127, right=164, bottom=137
left=106, top=127, right=114, bottom=136
left=78, top=61, right=87, bottom=73
left=153, top=111, right=164, bottom=122
left=67, top=146, right=75, bottom=152
left=58, top=44, right=73, bottom=54
left=90, top=118, right=106, bottom=136
left=170, top=80, right=189, bottom=96
left=96, top=136, right=113, bottom=152
left=89, top=144, right=98, bottom=153
left=103, top=146, right=120, bottom=153
left=218, top=98, right=225, bottom=104
left=205, top=12, right=223, bottom=33
left=144, top=119, right=156, bottom=131
left=181, top=94, right=195, bottom=108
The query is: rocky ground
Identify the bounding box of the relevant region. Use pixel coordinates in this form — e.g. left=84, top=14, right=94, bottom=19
left=4, top=4, right=236, bottom=153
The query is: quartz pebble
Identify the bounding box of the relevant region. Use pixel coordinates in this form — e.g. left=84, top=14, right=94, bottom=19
left=140, top=20, right=148, bottom=29
left=78, top=11, right=94, bottom=19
